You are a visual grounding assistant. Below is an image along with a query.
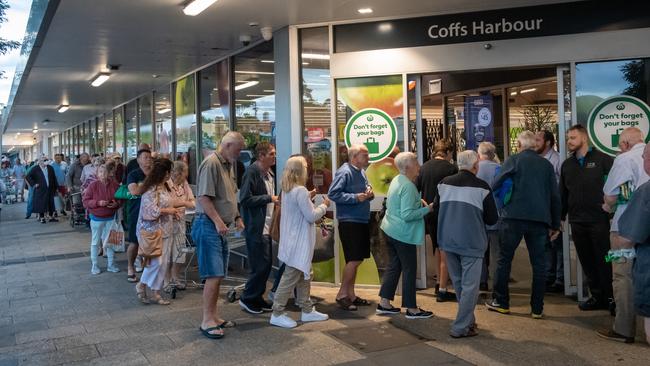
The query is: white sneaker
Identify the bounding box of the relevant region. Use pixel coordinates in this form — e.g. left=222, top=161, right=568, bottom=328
left=301, top=307, right=329, bottom=323
left=270, top=313, right=297, bottom=329
left=106, top=265, right=120, bottom=273
left=91, top=265, right=101, bottom=275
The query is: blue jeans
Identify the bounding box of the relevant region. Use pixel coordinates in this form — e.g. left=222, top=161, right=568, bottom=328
left=545, top=235, right=564, bottom=285
left=26, top=186, right=34, bottom=217
left=493, top=219, right=548, bottom=314
left=191, top=214, right=229, bottom=279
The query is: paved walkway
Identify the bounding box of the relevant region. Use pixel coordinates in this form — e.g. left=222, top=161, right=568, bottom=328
left=0, top=201, right=648, bottom=365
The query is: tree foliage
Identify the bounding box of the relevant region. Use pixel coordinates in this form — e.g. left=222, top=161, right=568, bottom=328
left=0, top=0, right=21, bottom=79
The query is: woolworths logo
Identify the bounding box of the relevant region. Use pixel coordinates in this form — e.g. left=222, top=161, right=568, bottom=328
left=587, top=96, right=650, bottom=156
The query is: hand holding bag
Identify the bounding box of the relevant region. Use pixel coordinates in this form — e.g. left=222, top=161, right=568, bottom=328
left=114, top=184, right=135, bottom=200
left=137, top=190, right=164, bottom=259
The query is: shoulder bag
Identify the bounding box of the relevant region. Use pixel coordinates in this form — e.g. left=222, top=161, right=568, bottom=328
left=137, top=190, right=163, bottom=259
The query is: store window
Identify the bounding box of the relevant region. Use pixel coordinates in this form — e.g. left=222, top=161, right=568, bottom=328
left=199, top=60, right=230, bottom=159
left=105, top=113, right=114, bottom=154
left=139, top=93, right=153, bottom=147
left=300, top=27, right=332, bottom=193
left=88, top=119, right=95, bottom=154
left=75, top=125, right=80, bottom=155
left=96, top=116, right=104, bottom=155
left=114, top=107, right=125, bottom=157
left=234, top=41, right=275, bottom=186
left=506, top=81, right=557, bottom=154
left=125, top=100, right=137, bottom=160
left=154, top=87, right=172, bottom=157
left=174, top=75, right=198, bottom=184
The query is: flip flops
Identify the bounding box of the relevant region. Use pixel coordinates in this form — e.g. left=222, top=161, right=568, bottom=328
left=352, top=297, right=371, bottom=306
left=199, top=325, right=224, bottom=339
left=127, top=274, right=138, bottom=283
left=336, top=297, right=358, bottom=311
left=218, top=320, right=236, bottom=328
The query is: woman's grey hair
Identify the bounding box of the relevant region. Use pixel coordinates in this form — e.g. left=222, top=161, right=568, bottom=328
left=477, top=142, right=500, bottom=163
left=394, top=152, right=418, bottom=175
left=517, top=130, right=537, bottom=150
left=457, top=150, right=479, bottom=171
left=220, top=131, right=245, bottom=147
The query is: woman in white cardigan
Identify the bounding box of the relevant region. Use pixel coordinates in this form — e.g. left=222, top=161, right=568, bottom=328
left=270, top=156, right=331, bottom=329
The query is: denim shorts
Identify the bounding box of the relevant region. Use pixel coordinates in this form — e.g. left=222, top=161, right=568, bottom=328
left=192, top=214, right=229, bottom=279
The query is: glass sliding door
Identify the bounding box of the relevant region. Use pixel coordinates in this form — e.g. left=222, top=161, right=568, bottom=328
left=174, top=75, right=198, bottom=184
left=125, top=101, right=138, bottom=160
left=199, top=60, right=230, bottom=159
left=139, top=93, right=153, bottom=147
left=154, top=88, right=173, bottom=157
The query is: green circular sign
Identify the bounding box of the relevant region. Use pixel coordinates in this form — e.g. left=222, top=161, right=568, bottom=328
left=344, top=108, right=397, bottom=162
left=587, top=95, right=650, bottom=156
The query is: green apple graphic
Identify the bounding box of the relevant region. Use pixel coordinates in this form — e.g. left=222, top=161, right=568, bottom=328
left=366, top=157, right=399, bottom=195
left=337, top=76, right=403, bottom=118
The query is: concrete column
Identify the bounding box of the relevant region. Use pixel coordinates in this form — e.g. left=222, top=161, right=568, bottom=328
left=273, top=26, right=302, bottom=190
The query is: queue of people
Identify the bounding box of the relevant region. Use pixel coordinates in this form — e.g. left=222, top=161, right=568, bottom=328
left=7, top=125, right=647, bottom=346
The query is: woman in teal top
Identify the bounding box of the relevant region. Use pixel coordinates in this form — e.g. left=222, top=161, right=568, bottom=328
left=377, top=152, right=434, bottom=319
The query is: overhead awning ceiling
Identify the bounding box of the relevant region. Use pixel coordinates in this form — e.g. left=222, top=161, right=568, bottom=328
left=3, top=0, right=576, bottom=136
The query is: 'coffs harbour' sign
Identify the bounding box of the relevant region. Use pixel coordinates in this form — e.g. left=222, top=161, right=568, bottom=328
left=334, top=1, right=650, bottom=53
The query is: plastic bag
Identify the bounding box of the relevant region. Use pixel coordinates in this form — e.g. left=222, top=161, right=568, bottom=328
left=103, top=217, right=125, bottom=252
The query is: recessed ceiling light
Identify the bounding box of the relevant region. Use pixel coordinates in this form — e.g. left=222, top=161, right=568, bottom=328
left=57, top=104, right=69, bottom=113
left=302, top=62, right=310, bottom=65
left=260, top=60, right=274, bottom=63
left=16, top=132, right=20, bottom=136
left=32, top=129, right=38, bottom=134
left=235, top=80, right=260, bottom=91
left=91, top=73, right=111, bottom=87
left=157, top=108, right=171, bottom=114
left=183, top=0, right=219, bottom=16
left=358, top=8, right=373, bottom=14
left=263, top=89, right=274, bottom=93
left=301, top=53, right=330, bottom=60
left=235, top=70, right=275, bottom=75
left=520, top=88, right=537, bottom=94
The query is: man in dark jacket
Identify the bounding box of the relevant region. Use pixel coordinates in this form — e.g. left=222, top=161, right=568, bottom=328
left=486, top=131, right=561, bottom=319
left=26, top=156, right=58, bottom=224
left=416, top=140, right=458, bottom=302
left=435, top=150, right=498, bottom=338
left=239, top=142, right=278, bottom=314
left=560, top=124, right=614, bottom=311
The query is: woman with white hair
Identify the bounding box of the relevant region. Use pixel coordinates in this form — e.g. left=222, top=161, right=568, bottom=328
left=476, top=142, right=501, bottom=291
left=377, top=152, right=434, bottom=319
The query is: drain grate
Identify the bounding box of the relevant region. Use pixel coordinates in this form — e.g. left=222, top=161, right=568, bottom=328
left=326, top=323, right=423, bottom=353
left=0, top=251, right=87, bottom=267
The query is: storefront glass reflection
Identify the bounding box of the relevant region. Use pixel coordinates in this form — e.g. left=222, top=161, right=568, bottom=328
left=507, top=81, right=557, bottom=154
left=174, top=75, right=198, bottom=185
left=97, top=116, right=104, bottom=155
left=234, top=41, right=275, bottom=187
left=139, top=94, right=153, bottom=147
left=154, top=88, right=172, bottom=158
left=114, top=107, right=125, bottom=157
left=125, top=101, right=137, bottom=159
left=199, top=60, right=230, bottom=159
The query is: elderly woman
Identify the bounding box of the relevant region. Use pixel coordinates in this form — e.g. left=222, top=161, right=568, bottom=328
left=82, top=161, right=122, bottom=275
left=269, top=155, right=330, bottom=329
left=477, top=142, right=502, bottom=291
left=81, top=156, right=105, bottom=191
left=167, top=160, right=195, bottom=289
left=377, top=152, right=434, bottom=319
left=135, top=158, right=179, bottom=305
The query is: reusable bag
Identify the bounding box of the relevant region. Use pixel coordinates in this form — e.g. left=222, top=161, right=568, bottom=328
left=114, top=184, right=135, bottom=200
left=103, top=217, right=125, bottom=252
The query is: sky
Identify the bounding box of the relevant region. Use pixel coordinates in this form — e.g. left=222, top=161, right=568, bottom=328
left=0, top=0, right=31, bottom=106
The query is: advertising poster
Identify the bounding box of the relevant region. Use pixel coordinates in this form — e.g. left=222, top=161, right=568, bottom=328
left=464, top=95, right=494, bottom=150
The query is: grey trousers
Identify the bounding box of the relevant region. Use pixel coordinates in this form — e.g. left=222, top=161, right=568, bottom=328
left=446, top=252, right=483, bottom=337
left=271, top=265, right=313, bottom=316
left=613, top=259, right=636, bottom=337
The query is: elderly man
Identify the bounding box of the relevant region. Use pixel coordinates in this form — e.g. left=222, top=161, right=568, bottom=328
left=435, top=150, right=498, bottom=338
left=560, top=125, right=614, bottom=311
left=66, top=153, right=90, bottom=192
left=50, top=154, right=68, bottom=217
left=193, top=131, right=245, bottom=339
left=618, top=143, right=650, bottom=346
left=328, top=144, right=374, bottom=311
left=239, top=142, right=279, bottom=314
left=536, top=130, right=564, bottom=292
left=598, top=127, right=649, bottom=344
left=25, top=156, right=58, bottom=224
left=487, top=131, right=561, bottom=319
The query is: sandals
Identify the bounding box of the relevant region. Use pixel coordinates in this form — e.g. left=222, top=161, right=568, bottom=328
left=199, top=325, right=224, bottom=339
left=127, top=274, right=138, bottom=283
left=352, top=297, right=371, bottom=306
left=150, top=295, right=170, bottom=305
left=135, top=284, right=148, bottom=305
left=218, top=320, right=236, bottom=328
left=336, top=297, right=358, bottom=311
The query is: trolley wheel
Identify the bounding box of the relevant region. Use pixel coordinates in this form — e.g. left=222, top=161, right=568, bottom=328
left=227, top=289, right=237, bottom=303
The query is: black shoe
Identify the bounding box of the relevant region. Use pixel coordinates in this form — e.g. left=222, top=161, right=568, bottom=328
left=436, top=290, right=457, bottom=302
left=39, top=218, right=46, bottom=224
left=60, top=210, right=67, bottom=216
left=405, top=308, right=434, bottom=319
left=25, top=215, right=31, bottom=219
left=258, top=299, right=273, bottom=312
left=49, top=217, right=59, bottom=222
left=376, top=304, right=401, bottom=315
left=578, top=297, right=608, bottom=311
left=53, top=212, right=58, bottom=218
left=596, top=329, right=634, bottom=344
left=609, top=299, right=616, bottom=316
left=239, top=299, right=263, bottom=314
left=479, top=283, right=489, bottom=292
left=485, top=299, right=510, bottom=314
left=434, top=283, right=440, bottom=295
left=546, top=282, right=563, bottom=293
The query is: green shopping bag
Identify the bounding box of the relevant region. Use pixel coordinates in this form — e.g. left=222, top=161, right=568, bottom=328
left=364, top=137, right=379, bottom=154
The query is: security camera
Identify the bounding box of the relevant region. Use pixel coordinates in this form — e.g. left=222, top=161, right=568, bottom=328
left=260, top=27, right=273, bottom=41
left=239, top=34, right=252, bottom=47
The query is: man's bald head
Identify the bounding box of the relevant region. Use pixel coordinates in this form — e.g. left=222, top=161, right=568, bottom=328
left=618, top=127, right=645, bottom=153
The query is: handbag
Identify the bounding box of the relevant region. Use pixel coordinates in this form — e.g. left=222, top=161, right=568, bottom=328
left=114, top=184, right=135, bottom=200
left=137, top=190, right=164, bottom=259
left=269, top=194, right=281, bottom=242
left=103, top=217, right=125, bottom=253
